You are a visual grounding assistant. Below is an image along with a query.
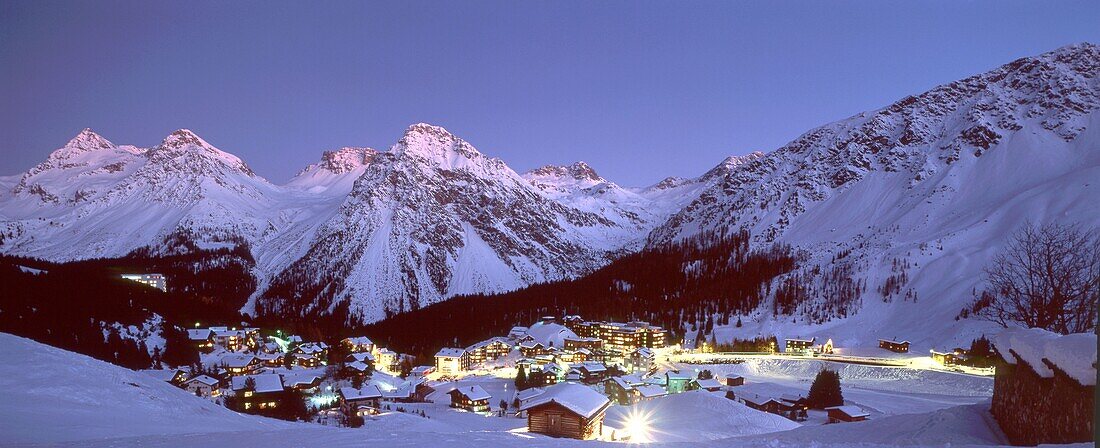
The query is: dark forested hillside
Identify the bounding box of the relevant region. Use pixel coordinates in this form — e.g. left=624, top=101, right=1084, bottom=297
left=0, top=246, right=255, bottom=369
left=361, top=230, right=799, bottom=358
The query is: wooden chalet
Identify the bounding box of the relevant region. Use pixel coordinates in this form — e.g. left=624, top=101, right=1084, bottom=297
left=449, top=385, right=491, bottom=413
left=342, top=336, right=375, bottom=354
left=231, top=374, right=285, bottom=411
left=741, top=392, right=785, bottom=415
left=785, top=337, right=815, bottom=353
left=182, top=375, right=221, bottom=398
left=339, top=385, right=383, bottom=416
left=723, top=375, right=745, bottom=387
left=574, top=362, right=608, bottom=384
left=691, top=378, right=723, bottom=392
left=827, top=405, right=870, bottom=423
left=140, top=368, right=187, bottom=386
left=220, top=354, right=263, bottom=377
left=520, top=383, right=611, bottom=440
left=931, top=349, right=962, bottom=366
left=878, top=338, right=910, bottom=353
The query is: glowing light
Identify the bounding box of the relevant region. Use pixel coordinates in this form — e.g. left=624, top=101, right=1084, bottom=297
left=623, top=409, right=653, bottom=443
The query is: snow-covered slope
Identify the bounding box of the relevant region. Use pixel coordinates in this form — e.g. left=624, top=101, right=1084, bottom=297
left=650, top=42, right=1100, bottom=348
left=285, top=146, right=378, bottom=195
left=256, top=124, right=644, bottom=322
left=0, top=332, right=290, bottom=445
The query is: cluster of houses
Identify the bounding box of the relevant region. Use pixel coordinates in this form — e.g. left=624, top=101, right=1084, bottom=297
left=434, top=316, right=666, bottom=382
left=141, top=366, right=323, bottom=410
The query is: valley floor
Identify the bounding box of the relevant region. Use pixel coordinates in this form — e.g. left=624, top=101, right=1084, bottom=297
left=6, top=331, right=1082, bottom=448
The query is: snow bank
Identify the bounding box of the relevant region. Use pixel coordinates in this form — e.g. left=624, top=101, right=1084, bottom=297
left=751, top=402, right=1008, bottom=446
left=994, top=328, right=1097, bottom=385
left=0, top=333, right=290, bottom=444
left=604, top=390, right=799, bottom=442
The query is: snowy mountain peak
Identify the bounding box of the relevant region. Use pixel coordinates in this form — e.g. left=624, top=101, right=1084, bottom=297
left=701, top=152, right=765, bottom=180
left=316, top=147, right=378, bottom=174
left=146, top=129, right=257, bottom=177
left=49, top=128, right=116, bottom=160
left=392, top=123, right=486, bottom=167
left=158, top=129, right=214, bottom=151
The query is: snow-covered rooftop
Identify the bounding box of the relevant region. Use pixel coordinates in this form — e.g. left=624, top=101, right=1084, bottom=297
left=519, top=382, right=610, bottom=419
left=993, top=328, right=1096, bottom=385
left=436, top=347, right=466, bottom=358
left=828, top=405, right=870, bottom=418
left=231, top=374, right=284, bottom=393
left=451, top=385, right=491, bottom=402
left=340, top=385, right=382, bottom=400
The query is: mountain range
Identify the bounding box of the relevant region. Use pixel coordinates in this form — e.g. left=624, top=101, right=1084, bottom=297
left=1, top=43, right=1097, bottom=344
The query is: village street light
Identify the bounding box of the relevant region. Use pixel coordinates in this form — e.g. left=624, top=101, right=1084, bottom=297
left=623, top=409, right=653, bottom=443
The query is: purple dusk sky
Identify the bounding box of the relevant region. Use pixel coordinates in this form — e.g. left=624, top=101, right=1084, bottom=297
left=1, top=1, right=1098, bottom=186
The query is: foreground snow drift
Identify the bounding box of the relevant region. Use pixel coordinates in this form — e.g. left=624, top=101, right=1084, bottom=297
left=605, top=390, right=800, bottom=442
left=0, top=333, right=290, bottom=444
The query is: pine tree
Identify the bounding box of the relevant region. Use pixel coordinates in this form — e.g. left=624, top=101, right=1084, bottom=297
left=806, top=369, right=843, bottom=409
left=514, top=365, right=528, bottom=390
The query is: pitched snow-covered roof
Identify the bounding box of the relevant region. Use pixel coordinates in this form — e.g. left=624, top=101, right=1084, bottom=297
left=343, top=336, right=374, bottom=346
left=231, top=374, right=283, bottom=393
left=740, top=392, right=779, bottom=406
left=514, top=387, right=546, bottom=403
left=994, top=328, right=1097, bottom=385
left=827, top=405, right=870, bottom=418
left=347, top=361, right=371, bottom=372
left=694, top=378, right=723, bottom=389
left=435, top=347, right=466, bottom=358
left=348, top=352, right=375, bottom=363
left=636, top=384, right=667, bottom=398
left=520, top=383, right=609, bottom=419
left=665, top=370, right=692, bottom=380
left=525, top=322, right=578, bottom=348
left=451, top=385, right=491, bottom=401
left=140, top=369, right=183, bottom=382
left=184, top=375, right=219, bottom=386
left=633, top=347, right=655, bottom=358
left=283, top=373, right=321, bottom=388
left=579, top=362, right=606, bottom=373
left=878, top=338, right=910, bottom=344
left=187, top=329, right=212, bottom=340
left=220, top=354, right=259, bottom=368
left=340, top=385, right=382, bottom=400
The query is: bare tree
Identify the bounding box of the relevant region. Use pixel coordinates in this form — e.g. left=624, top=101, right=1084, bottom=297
left=970, top=222, right=1099, bottom=334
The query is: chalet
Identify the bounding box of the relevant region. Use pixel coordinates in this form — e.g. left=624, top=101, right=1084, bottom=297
left=347, top=351, right=375, bottom=364
left=342, top=336, right=375, bottom=354
left=520, top=383, right=611, bottom=440
left=187, top=329, right=215, bottom=352
left=930, top=349, right=962, bottom=366
left=740, top=392, right=784, bottom=415
left=283, top=373, right=322, bottom=393
left=231, top=374, right=285, bottom=411
left=410, top=380, right=436, bottom=402
left=449, top=385, right=491, bottom=413
left=345, top=361, right=373, bottom=378
left=212, top=328, right=245, bottom=351
left=527, top=364, right=562, bottom=387
left=664, top=370, right=692, bottom=394
left=512, top=387, right=546, bottom=415
left=292, top=342, right=328, bottom=362
left=256, top=352, right=285, bottom=368
left=635, top=384, right=667, bottom=401
left=878, top=338, right=910, bottom=353
left=220, top=354, right=262, bottom=376
left=519, top=340, right=547, bottom=357
left=466, top=337, right=512, bottom=365
left=140, top=368, right=187, bottom=386
left=563, top=336, right=603, bottom=351
left=574, top=362, right=608, bottom=384
left=605, top=375, right=646, bottom=405
left=507, top=326, right=530, bottom=340
left=785, top=337, right=815, bottom=353
left=375, top=348, right=401, bottom=373
left=827, top=405, right=869, bottom=423
left=723, top=375, right=745, bottom=387
left=571, top=347, right=593, bottom=363
left=182, top=375, right=221, bottom=398
left=338, top=385, right=383, bottom=416
left=780, top=394, right=809, bottom=412
left=434, top=348, right=469, bottom=376
left=627, top=347, right=656, bottom=374
left=691, top=378, right=723, bottom=392
left=294, top=354, right=322, bottom=368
